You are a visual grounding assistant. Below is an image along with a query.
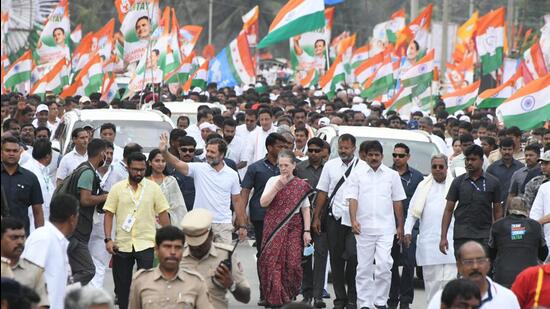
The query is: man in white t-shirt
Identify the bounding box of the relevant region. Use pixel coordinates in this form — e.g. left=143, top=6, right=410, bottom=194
left=160, top=133, right=243, bottom=244
left=427, top=241, right=520, bottom=309
left=245, top=108, right=277, bottom=164
left=22, top=193, right=79, bottom=309
left=56, top=127, right=89, bottom=185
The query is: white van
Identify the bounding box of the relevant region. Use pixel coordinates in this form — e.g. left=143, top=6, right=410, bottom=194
left=58, top=109, right=175, bottom=155
left=141, top=100, right=226, bottom=126
left=316, top=125, right=440, bottom=175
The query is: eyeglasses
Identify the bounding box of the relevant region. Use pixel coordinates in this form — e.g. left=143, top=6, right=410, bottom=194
left=460, top=257, right=489, bottom=267
left=432, top=164, right=446, bottom=170
left=308, top=148, right=322, bottom=153
left=129, top=168, right=146, bottom=173
left=179, top=148, right=195, bottom=153
left=392, top=153, right=407, bottom=158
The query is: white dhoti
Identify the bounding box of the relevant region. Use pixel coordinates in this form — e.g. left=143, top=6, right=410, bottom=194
left=422, top=263, right=457, bottom=304
left=88, top=212, right=112, bottom=288
left=356, top=233, right=394, bottom=308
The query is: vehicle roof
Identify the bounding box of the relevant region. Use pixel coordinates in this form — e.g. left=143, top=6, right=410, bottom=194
left=318, top=125, right=433, bottom=143
left=64, top=109, right=173, bottom=123
left=161, top=101, right=226, bottom=112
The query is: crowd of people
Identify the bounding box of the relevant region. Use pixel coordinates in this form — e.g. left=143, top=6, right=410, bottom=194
left=1, top=79, right=550, bottom=309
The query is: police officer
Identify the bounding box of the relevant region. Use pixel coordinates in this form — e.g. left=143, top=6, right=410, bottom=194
left=180, top=209, right=251, bottom=308
left=129, top=226, right=212, bottom=309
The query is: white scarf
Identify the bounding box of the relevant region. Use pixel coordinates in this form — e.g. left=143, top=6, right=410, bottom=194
left=411, top=174, right=453, bottom=219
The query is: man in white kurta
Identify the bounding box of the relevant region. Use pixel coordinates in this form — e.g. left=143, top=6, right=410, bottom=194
left=346, top=141, right=406, bottom=309
left=245, top=110, right=277, bottom=164
left=404, top=154, right=456, bottom=304
left=530, top=181, right=550, bottom=245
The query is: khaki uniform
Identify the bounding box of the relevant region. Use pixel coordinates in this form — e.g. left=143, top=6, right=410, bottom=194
left=128, top=266, right=212, bottom=309
left=12, top=258, right=49, bottom=307
left=1, top=256, right=14, bottom=278
left=180, top=243, right=250, bottom=309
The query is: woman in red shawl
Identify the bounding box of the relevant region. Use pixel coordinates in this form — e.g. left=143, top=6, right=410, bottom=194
left=259, top=149, right=313, bottom=307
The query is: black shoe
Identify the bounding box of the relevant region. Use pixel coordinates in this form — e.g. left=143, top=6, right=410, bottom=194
left=399, top=304, right=410, bottom=309
left=301, top=298, right=312, bottom=305
left=346, top=302, right=357, bottom=309
left=313, top=298, right=326, bottom=308
left=387, top=305, right=398, bottom=309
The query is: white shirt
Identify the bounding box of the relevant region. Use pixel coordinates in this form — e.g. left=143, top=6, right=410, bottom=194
left=99, top=164, right=118, bottom=192
left=56, top=149, right=88, bottom=180
left=530, top=181, right=550, bottom=245
left=316, top=157, right=359, bottom=227
left=22, top=222, right=70, bottom=309
left=226, top=135, right=247, bottom=166
left=430, top=134, right=449, bottom=154
left=185, top=124, right=205, bottom=150
left=404, top=180, right=455, bottom=266
left=245, top=126, right=277, bottom=164
left=187, top=162, right=241, bottom=223
left=22, top=158, right=55, bottom=230
left=427, top=277, right=520, bottom=309
left=344, top=162, right=406, bottom=235
left=236, top=124, right=257, bottom=140
left=263, top=176, right=310, bottom=214
left=113, top=144, right=124, bottom=164
left=108, top=161, right=129, bottom=189
left=235, top=124, right=258, bottom=178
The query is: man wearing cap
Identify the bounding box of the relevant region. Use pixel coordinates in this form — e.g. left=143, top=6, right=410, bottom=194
left=524, top=149, right=550, bottom=208
left=32, top=104, right=49, bottom=129
left=180, top=209, right=251, bottom=308
left=129, top=226, right=212, bottom=309
left=79, top=96, right=92, bottom=108
left=488, top=196, right=548, bottom=288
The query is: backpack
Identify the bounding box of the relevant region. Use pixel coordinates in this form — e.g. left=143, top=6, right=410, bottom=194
left=52, top=162, right=95, bottom=201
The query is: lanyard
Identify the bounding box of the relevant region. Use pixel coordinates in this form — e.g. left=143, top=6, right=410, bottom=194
left=127, top=182, right=146, bottom=213
left=401, top=173, right=413, bottom=189
left=468, top=178, right=486, bottom=192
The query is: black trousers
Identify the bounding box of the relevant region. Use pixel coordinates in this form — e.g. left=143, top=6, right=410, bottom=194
left=388, top=227, right=418, bottom=306
left=252, top=220, right=265, bottom=300
left=302, top=231, right=329, bottom=299
left=112, top=247, right=154, bottom=309
left=67, top=236, right=95, bottom=285
left=326, top=215, right=357, bottom=308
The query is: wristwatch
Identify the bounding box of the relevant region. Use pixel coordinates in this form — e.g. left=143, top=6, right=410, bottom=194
left=104, top=238, right=112, bottom=243
left=229, top=282, right=237, bottom=292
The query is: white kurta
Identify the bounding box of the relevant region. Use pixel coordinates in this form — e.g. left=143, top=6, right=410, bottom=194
left=22, top=158, right=55, bottom=231
left=405, top=181, right=456, bottom=266
left=245, top=126, right=277, bottom=164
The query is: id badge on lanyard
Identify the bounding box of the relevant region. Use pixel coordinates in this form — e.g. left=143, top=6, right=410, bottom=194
left=122, top=183, right=146, bottom=232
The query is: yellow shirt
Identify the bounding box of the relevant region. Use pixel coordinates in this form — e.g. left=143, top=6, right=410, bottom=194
left=104, top=178, right=170, bottom=252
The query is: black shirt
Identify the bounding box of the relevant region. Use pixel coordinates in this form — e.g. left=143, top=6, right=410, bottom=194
left=1, top=164, right=44, bottom=234
left=296, top=159, right=324, bottom=204
left=446, top=172, right=501, bottom=240
left=488, top=214, right=547, bottom=288
left=487, top=158, right=524, bottom=202
left=241, top=157, right=280, bottom=221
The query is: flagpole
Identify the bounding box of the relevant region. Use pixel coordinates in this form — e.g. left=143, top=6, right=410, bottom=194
left=208, top=0, right=213, bottom=45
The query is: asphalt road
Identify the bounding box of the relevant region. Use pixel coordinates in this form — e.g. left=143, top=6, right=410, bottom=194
left=103, top=240, right=428, bottom=308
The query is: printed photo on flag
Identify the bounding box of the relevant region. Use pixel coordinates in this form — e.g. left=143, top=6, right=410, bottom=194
left=120, top=0, right=160, bottom=66
left=36, top=0, right=71, bottom=67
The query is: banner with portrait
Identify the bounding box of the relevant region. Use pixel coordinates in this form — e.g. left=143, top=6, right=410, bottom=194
left=120, top=0, right=160, bottom=67
left=36, top=0, right=71, bottom=67
left=289, top=7, right=333, bottom=85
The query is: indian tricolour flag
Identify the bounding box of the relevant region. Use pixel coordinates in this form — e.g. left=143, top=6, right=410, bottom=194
left=361, top=55, right=394, bottom=100
left=257, top=0, right=325, bottom=48
left=476, top=8, right=505, bottom=74
left=319, top=52, right=345, bottom=99
left=442, top=80, right=480, bottom=114
left=3, top=50, right=33, bottom=91
left=387, top=87, right=412, bottom=113
left=300, top=69, right=319, bottom=88
left=167, top=51, right=195, bottom=83
left=183, top=60, right=209, bottom=92
left=60, top=53, right=103, bottom=98
left=208, top=31, right=255, bottom=88
left=476, top=72, right=519, bottom=109
left=30, top=58, right=69, bottom=97
left=400, top=49, right=434, bottom=97
left=496, top=75, right=550, bottom=131
left=100, top=73, right=119, bottom=103
left=71, top=24, right=82, bottom=44
left=523, top=41, right=548, bottom=80
left=354, top=51, right=383, bottom=84
left=351, top=44, right=370, bottom=69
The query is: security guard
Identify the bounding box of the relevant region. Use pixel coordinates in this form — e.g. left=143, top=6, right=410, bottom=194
left=129, top=225, right=212, bottom=309
left=180, top=209, right=251, bottom=308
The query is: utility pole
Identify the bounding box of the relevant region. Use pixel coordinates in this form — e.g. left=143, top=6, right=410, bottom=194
left=469, top=0, right=474, bottom=16
left=208, top=0, right=213, bottom=45
left=441, top=0, right=449, bottom=74
left=506, top=0, right=514, bottom=52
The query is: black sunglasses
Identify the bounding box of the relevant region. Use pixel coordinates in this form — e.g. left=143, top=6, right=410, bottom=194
left=308, top=148, right=322, bottom=153
left=432, top=164, right=445, bottom=170
left=392, top=153, right=407, bottom=158
left=179, top=148, right=195, bottom=153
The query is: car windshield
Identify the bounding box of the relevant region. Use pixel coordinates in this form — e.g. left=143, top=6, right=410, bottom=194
left=74, top=120, right=173, bottom=152
left=330, top=137, right=440, bottom=175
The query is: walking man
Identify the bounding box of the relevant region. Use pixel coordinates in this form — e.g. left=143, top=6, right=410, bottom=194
left=346, top=140, right=406, bottom=309
left=103, top=152, right=171, bottom=309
